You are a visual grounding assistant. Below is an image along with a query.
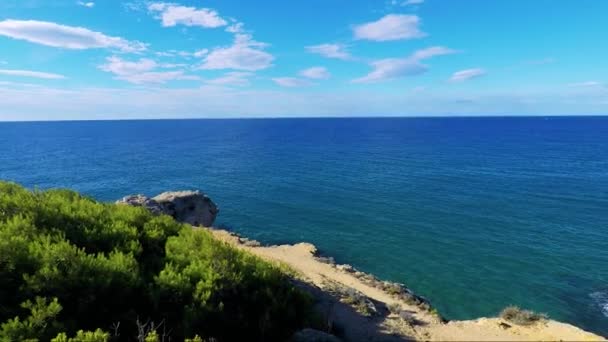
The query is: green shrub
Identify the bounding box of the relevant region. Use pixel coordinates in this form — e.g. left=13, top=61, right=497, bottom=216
left=0, top=181, right=312, bottom=341
left=0, top=297, right=62, bottom=341
left=51, top=329, right=110, bottom=342
left=499, top=306, right=547, bottom=326
left=383, top=283, right=403, bottom=296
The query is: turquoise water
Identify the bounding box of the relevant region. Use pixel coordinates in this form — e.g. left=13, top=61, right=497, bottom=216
left=0, top=117, right=607, bottom=336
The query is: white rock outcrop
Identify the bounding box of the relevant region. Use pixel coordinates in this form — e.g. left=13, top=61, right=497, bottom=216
left=117, top=190, right=219, bottom=227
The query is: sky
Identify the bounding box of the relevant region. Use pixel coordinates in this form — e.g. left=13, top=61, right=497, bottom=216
left=0, top=0, right=607, bottom=121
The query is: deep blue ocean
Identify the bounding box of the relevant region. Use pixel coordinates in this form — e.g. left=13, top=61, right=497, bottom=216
left=1, top=117, right=607, bottom=336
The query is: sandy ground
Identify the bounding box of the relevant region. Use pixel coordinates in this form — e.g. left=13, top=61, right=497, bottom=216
left=207, top=228, right=606, bottom=342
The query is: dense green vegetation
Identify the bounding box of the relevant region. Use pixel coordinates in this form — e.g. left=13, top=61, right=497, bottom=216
left=0, top=182, right=312, bottom=341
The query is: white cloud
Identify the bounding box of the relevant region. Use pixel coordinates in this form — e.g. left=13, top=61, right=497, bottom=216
left=306, top=44, right=351, bottom=60
left=159, top=63, right=187, bottom=68
left=353, top=14, right=425, bottom=41
left=353, top=58, right=427, bottom=83
left=77, top=1, right=95, bottom=8
left=410, top=46, right=457, bottom=60
left=114, top=71, right=198, bottom=84
left=100, top=56, right=156, bottom=75
left=207, top=72, right=252, bottom=87
left=449, top=68, right=486, bottom=82
left=226, top=22, right=244, bottom=33
left=199, top=34, right=273, bottom=71
left=299, top=67, right=330, bottom=80
left=0, top=19, right=146, bottom=53
left=354, top=46, right=456, bottom=83
left=273, top=67, right=329, bottom=88
left=0, top=80, right=44, bottom=88
left=154, top=48, right=208, bottom=59
left=272, top=77, right=312, bottom=88
left=0, top=69, right=66, bottom=79
left=568, top=81, right=603, bottom=88
left=123, top=2, right=145, bottom=12
left=148, top=2, right=226, bottom=28
left=193, top=49, right=208, bottom=58
left=99, top=56, right=198, bottom=84
left=155, top=51, right=175, bottom=57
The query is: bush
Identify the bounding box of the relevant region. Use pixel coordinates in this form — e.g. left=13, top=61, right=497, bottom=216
left=340, top=288, right=376, bottom=316
left=51, top=329, right=110, bottom=342
left=387, top=303, right=401, bottom=315
left=398, top=311, right=418, bottom=326
left=0, top=297, right=62, bottom=341
left=500, top=306, right=547, bottom=326
left=0, top=181, right=312, bottom=341
left=383, top=283, right=403, bottom=296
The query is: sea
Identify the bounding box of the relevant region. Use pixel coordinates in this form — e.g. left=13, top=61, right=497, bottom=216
left=1, top=117, right=606, bottom=336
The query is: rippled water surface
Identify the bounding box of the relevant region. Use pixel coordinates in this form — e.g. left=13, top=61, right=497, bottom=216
left=1, top=117, right=607, bottom=336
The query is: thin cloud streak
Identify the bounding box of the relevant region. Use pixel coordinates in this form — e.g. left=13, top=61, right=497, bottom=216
left=0, top=69, right=66, bottom=79
left=0, top=19, right=146, bottom=52
left=449, top=68, right=486, bottom=82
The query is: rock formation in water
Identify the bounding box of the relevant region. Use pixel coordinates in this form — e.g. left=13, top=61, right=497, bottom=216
left=117, top=190, right=219, bottom=227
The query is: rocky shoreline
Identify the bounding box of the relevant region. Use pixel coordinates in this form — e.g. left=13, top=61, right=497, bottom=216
left=117, top=190, right=606, bottom=341
left=222, top=228, right=443, bottom=318
left=209, top=228, right=605, bottom=341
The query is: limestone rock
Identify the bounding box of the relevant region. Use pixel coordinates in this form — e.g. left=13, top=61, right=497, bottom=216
left=336, top=264, right=355, bottom=273
left=117, top=190, right=219, bottom=227
left=152, top=190, right=218, bottom=227
left=116, top=194, right=163, bottom=215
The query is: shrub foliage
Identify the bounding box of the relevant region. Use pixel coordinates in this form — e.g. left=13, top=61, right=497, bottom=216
left=0, top=182, right=311, bottom=341
left=499, top=305, right=547, bottom=326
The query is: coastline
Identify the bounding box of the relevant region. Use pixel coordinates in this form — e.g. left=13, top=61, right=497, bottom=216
left=207, top=226, right=606, bottom=341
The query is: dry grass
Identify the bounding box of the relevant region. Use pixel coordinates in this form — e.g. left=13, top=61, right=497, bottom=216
left=398, top=311, right=418, bottom=326
left=500, top=306, right=547, bottom=326
left=401, top=292, right=420, bottom=305
left=387, top=303, right=401, bottom=315
left=383, top=283, right=404, bottom=296
left=341, top=288, right=377, bottom=317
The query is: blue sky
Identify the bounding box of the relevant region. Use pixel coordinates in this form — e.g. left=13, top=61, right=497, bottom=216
left=0, top=0, right=606, bottom=120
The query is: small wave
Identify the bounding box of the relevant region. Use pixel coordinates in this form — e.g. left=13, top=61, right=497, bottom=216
left=590, top=291, right=608, bottom=317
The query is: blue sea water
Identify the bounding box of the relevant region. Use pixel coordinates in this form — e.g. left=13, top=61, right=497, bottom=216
left=0, top=117, right=607, bottom=336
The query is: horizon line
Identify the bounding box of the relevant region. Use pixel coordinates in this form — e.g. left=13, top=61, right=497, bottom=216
left=1, top=114, right=607, bottom=124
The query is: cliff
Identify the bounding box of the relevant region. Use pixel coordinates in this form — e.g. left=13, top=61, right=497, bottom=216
left=115, top=188, right=606, bottom=341
left=209, top=228, right=605, bottom=341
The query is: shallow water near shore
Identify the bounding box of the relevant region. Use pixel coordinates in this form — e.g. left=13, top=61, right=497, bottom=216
left=1, top=117, right=607, bottom=336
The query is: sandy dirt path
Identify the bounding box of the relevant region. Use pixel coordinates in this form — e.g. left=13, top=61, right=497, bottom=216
left=207, top=228, right=605, bottom=342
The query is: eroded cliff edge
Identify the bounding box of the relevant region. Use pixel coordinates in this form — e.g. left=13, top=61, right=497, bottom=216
left=118, top=191, right=606, bottom=342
